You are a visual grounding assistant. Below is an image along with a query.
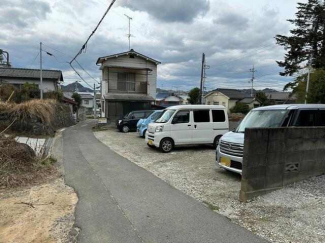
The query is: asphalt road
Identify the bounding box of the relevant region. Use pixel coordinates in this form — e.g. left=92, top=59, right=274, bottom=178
left=62, top=120, right=267, bottom=243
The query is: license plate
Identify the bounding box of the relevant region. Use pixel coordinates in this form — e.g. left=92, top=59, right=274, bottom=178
left=220, top=157, right=231, bottom=167
left=148, top=140, right=153, bottom=145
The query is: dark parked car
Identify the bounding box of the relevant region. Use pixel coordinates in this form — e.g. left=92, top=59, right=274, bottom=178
left=116, top=110, right=154, bottom=133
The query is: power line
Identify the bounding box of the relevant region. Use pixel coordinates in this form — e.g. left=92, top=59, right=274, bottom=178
left=27, top=52, right=40, bottom=68
left=74, top=60, right=100, bottom=84
left=69, top=63, right=93, bottom=89
left=41, top=43, right=100, bottom=87
left=70, top=0, right=117, bottom=64
left=42, top=43, right=74, bottom=59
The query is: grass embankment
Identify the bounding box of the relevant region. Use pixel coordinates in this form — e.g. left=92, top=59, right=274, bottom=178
left=0, top=100, right=60, bottom=188
left=0, top=136, right=58, bottom=188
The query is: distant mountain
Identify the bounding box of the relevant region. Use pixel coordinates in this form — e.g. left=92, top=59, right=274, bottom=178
left=262, top=88, right=278, bottom=93
left=156, top=88, right=188, bottom=95
left=61, top=82, right=93, bottom=92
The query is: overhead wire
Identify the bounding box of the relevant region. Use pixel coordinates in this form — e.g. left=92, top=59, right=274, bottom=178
left=41, top=44, right=99, bottom=88
left=69, top=0, right=117, bottom=64
left=27, top=52, right=40, bottom=68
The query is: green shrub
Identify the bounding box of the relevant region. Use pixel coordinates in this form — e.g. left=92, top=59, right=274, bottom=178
left=230, top=102, right=250, bottom=114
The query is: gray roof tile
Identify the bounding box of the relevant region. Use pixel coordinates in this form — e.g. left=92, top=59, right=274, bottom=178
left=0, top=67, right=63, bottom=81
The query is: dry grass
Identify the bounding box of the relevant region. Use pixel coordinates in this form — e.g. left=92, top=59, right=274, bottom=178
left=229, top=113, right=245, bottom=122
left=0, top=136, right=58, bottom=188
left=8, top=99, right=57, bottom=124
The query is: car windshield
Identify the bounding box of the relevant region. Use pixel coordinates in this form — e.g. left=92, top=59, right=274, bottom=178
left=236, top=110, right=288, bottom=133
left=155, top=110, right=175, bottom=123
left=124, top=112, right=131, bottom=119
left=151, top=112, right=163, bottom=121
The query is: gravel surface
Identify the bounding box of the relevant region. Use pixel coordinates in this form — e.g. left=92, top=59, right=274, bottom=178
left=94, top=128, right=325, bottom=243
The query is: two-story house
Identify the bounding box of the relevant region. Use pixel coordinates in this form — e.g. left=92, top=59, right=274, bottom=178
left=96, top=49, right=160, bottom=121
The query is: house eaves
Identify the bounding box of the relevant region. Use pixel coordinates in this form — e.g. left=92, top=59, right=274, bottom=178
left=0, top=67, right=63, bottom=81
left=96, top=49, right=161, bottom=65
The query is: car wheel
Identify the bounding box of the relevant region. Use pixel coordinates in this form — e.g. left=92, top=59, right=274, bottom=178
left=213, top=135, right=222, bottom=148
left=122, top=125, right=130, bottom=133
left=160, top=138, right=173, bottom=153
left=142, top=129, right=147, bottom=138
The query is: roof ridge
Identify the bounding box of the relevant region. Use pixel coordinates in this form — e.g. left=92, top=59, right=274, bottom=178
left=0, top=67, right=62, bottom=72
left=96, top=49, right=161, bottom=65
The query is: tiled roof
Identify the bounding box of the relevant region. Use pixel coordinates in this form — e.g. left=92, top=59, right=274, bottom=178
left=265, top=92, right=296, bottom=101
left=0, top=67, right=63, bottom=81
left=217, top=89, right=248, bottom=99
left=239, top=97, right=254, bottom=104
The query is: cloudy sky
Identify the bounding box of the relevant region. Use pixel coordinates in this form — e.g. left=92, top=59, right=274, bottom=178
left=0, top=0, right=307, bottom=91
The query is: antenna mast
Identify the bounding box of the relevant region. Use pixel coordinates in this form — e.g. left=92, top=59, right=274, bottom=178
left=124, top=14, right=133, bottom=50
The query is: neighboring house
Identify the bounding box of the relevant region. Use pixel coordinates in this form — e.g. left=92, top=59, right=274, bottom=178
left=204, top=89, right=259, bottom=112
left=265, top=92, right=296, bottom=104
left=96, top=49, right=160, bottom=121
left=79, top=92, right=94, bottom=115
left=0, top=67, right=63, bottom=91
left=62, top=96, right=78, bottom=114
left=179, top=95, right=189, bottom=105
left=239, top=97, right=260, bottom=110
left=155, top=92, right=183, bottom=107
left=64, top=91, right=95, bottom=116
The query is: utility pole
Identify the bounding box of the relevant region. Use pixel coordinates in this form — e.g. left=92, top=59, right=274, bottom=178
left=200, top=53, right=205, bottom=104
left=40, top=42, right=43, bottom=99
left=93, top=83, right=97, bottom=119
left=124, top=14, right=133, bottom=50
left=249, top=65, right=256, bottom=98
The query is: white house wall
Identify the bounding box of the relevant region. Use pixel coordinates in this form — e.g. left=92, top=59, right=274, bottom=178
left=205, top=92, right=230, bottom=111
left=3, top=78, right=58, bottom=92
left=81, top=98, right=94, bottom=108
left=101, top=55, right=157, bottom=99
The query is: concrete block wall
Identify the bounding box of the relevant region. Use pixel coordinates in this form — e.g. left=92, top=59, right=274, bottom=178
left=240, top=127, right=325, bottom=202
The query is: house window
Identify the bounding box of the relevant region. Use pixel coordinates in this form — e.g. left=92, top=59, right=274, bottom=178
left=84, top=100, right=89, bottom=105
left=213, top=102, right=219, bottom=105
left=117, top=73, right=135, bottom=91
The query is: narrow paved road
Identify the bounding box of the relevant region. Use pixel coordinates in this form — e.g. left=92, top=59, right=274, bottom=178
left=63, top=121, right=267, bottom=243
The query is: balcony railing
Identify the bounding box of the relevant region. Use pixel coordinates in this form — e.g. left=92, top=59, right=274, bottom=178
left=107, top=80, right=147, bottom=94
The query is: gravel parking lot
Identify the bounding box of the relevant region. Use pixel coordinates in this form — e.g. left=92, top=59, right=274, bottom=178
left=95, top=128, right=325, bottom=243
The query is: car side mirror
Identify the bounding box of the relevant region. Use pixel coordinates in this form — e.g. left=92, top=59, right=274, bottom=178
left=131, top=115, right=135, bottom=119
left=172, top=118, right=178, bottom=124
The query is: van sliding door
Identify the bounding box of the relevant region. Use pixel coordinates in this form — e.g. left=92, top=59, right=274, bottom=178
left=192, top=110, right=213, bottom=143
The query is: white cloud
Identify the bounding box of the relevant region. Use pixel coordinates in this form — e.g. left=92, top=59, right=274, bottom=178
left=0, top=0, right=302, bottom=90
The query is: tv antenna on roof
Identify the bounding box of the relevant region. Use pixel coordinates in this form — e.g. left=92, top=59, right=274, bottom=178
left=124, top=14, right=133, bottom=50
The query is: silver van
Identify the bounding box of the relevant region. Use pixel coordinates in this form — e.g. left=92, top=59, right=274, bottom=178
left=217, top=104, right=325, bottom=174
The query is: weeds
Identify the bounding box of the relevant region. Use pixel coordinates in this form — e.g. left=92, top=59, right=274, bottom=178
left=0, top=136, right=58, bottom=188
left=203, top=201, right=220, bottom=211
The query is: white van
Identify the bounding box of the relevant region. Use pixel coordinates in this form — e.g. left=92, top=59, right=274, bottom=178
left=217, top=104, right=325, bottom=174
left=145, top=105, right=229, bottom=152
